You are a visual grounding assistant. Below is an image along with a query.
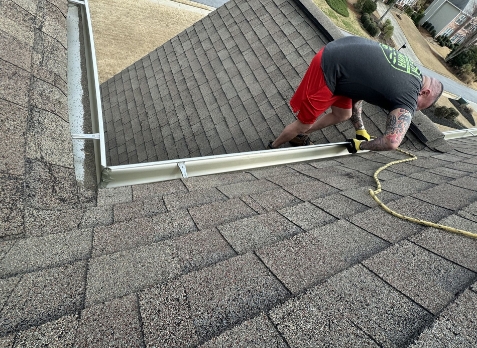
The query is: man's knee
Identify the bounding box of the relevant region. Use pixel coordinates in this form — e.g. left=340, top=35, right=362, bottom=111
left=331, top=107, right=352, bottom=121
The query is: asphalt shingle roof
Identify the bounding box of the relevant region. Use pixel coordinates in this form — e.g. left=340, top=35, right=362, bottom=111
left=1, top=0, right=477, bottom=346
left=100, top=0, right=449, bottom=166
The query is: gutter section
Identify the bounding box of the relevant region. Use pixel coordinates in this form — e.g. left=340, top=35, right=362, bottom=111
left=100, top=142, right=354, bottom=188
left=67, top=4, right=86, bottom=182
left=67, top=0, right=106, bottom=185
left=443, top=128, right=477, bottom=139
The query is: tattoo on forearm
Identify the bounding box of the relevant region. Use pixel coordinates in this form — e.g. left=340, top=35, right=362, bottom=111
left=360, top=137, right=387, bottom=151
left=360, top=109, right=412, bottom=151
left=350, top=100, right=364, bottom=130
left=385, top=109, right=412, bottom=144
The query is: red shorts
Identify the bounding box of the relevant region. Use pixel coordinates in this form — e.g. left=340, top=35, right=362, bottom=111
left=290, top=48, right=352, bottom=124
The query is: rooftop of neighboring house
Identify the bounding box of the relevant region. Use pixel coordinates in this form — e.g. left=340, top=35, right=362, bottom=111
left=448, top=0, right=477, bottom=13
left=463, top=0, right=477, bottom=13
left=1, top=0, right=476, bottom=346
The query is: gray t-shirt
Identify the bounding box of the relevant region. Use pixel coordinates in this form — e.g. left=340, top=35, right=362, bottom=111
left=321, top=36, right=423, bottom=113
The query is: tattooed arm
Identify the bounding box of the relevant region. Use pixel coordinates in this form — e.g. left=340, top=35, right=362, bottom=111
left=350, top=100, right=365, bottom=130
left=360, top=108, right=412, bottom=151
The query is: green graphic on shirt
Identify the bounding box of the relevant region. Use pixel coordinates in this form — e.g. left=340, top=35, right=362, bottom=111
left=380, top=43, right=422, bottom=80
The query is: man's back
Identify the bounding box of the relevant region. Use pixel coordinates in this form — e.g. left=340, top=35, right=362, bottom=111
left=321, top=36, right=422, bottom=113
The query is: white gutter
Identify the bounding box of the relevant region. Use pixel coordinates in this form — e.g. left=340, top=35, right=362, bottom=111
left=100, top=142, right=354, bottom=188
left=67, top=0, right=106, bottom=184
left=82, top=0, right=107, bottom=168
left=443, top=128, right=477, bottom=139
left=67, top=4, right=86, bottom=182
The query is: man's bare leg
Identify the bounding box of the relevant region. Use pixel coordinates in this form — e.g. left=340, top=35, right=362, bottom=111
left=270, top=106, right=351, bottom=148
left=270, top=120, right=312, bottom=148
left=304, top=106, right=352, bottom=134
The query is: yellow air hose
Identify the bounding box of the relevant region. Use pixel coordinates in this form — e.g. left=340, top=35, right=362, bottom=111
left=368, top=148, right=477, bottom=239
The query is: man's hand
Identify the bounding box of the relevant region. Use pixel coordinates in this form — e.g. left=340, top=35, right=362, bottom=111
left=359, top=108, right=412, bottom=152
left=346, top=138, right=363, bottom=153
left=356, top=129, right=371, bottom=141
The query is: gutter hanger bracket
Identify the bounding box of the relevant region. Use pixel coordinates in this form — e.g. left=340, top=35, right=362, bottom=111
left=178, top=162, right=188, bottom=178
left=72, top=133, right=100, bottom=140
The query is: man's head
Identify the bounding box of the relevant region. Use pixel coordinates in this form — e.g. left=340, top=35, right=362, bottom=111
left=416, top=76, right=444, bottom=111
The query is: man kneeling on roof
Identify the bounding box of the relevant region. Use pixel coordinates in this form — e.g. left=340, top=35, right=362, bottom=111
left=267, top=36, right=444, bottom=153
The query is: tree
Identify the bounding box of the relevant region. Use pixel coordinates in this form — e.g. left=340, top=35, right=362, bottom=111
left=383, top=25, right=394, bottom=39
left=379, top=0, right=398, bottom=23
left=361, top=0, right=377, bottom=14
left=449, top=46, right=477, bottom=67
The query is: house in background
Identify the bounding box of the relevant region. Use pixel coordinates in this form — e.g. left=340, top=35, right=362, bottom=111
left=420, top=0, right=477, bottom=44
left=395, top=0, right=420, bottom=10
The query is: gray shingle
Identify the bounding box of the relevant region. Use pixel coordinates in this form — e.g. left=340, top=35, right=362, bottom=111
left=0, top=229, right=92, bottom=277
left=218, top=211, right=302, bottom=253
left=14, top=315, right=78, bottom=347
left=382, top=176, right=436, bottom=196
left=430, top=166, right=469, bottom=179
left=173, top=228, right=236, bottom=273
left=285, top=180, right=340, bottom=201
left=132, top=179, right=187, bottom=200
left=189, top=198, right=257, bottom=230
left=410, top=215, right=477, bottom=272
left=200, top=313, right=287, bottom=348
left=316, top=167, right=376, bottom=190
left=363, top=241, right=475, bottom=314
left=218, top=178, right=279, bottom=198
left=349, top=206, right=424, bottom=243
left=258, top=220, right=388, bottom=293
left=0, top=57, right=31, bottom=107
left=269, top=265, right=433, bottom=347
left=0, top=262, right=86, bottom=335
left=311, top=192, right=369, bottom=218
left=279, top=202, right=336, bottom=231
left=139, top=280, right=199, bottom=347
left=93, top=210, right=196, bottom=256
left=23, top=207, right=82, bottom=236
left=86, top=242, right=181, bottom=306
left=412, top=183, right=477, bottom=210
left=249, top=187, right=303, bottom=211
left=163, top=187, right=227, bottom=211
left=183, top=253, right=289, bottom=342
left=0, top=175, right=24, bottom=238
left=411, top=289, right=477, bottom=347
left=25, top=160, right=79, bottom=210
left=409, top=171, right=454, bottom=184
left=386, top=196, right=453, bottom=223
left=76, top=295, right=143, bottom=348
left=97, top=186, right=132, bottom=206
left=80, top=206, right=114, bottom=228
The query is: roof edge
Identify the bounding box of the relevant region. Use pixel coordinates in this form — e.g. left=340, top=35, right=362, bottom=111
left=293, top=0, right=344, bottom=41
left=448, top=0, right=471, bottom=12
left=409, top=111, right=453, bottom=152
